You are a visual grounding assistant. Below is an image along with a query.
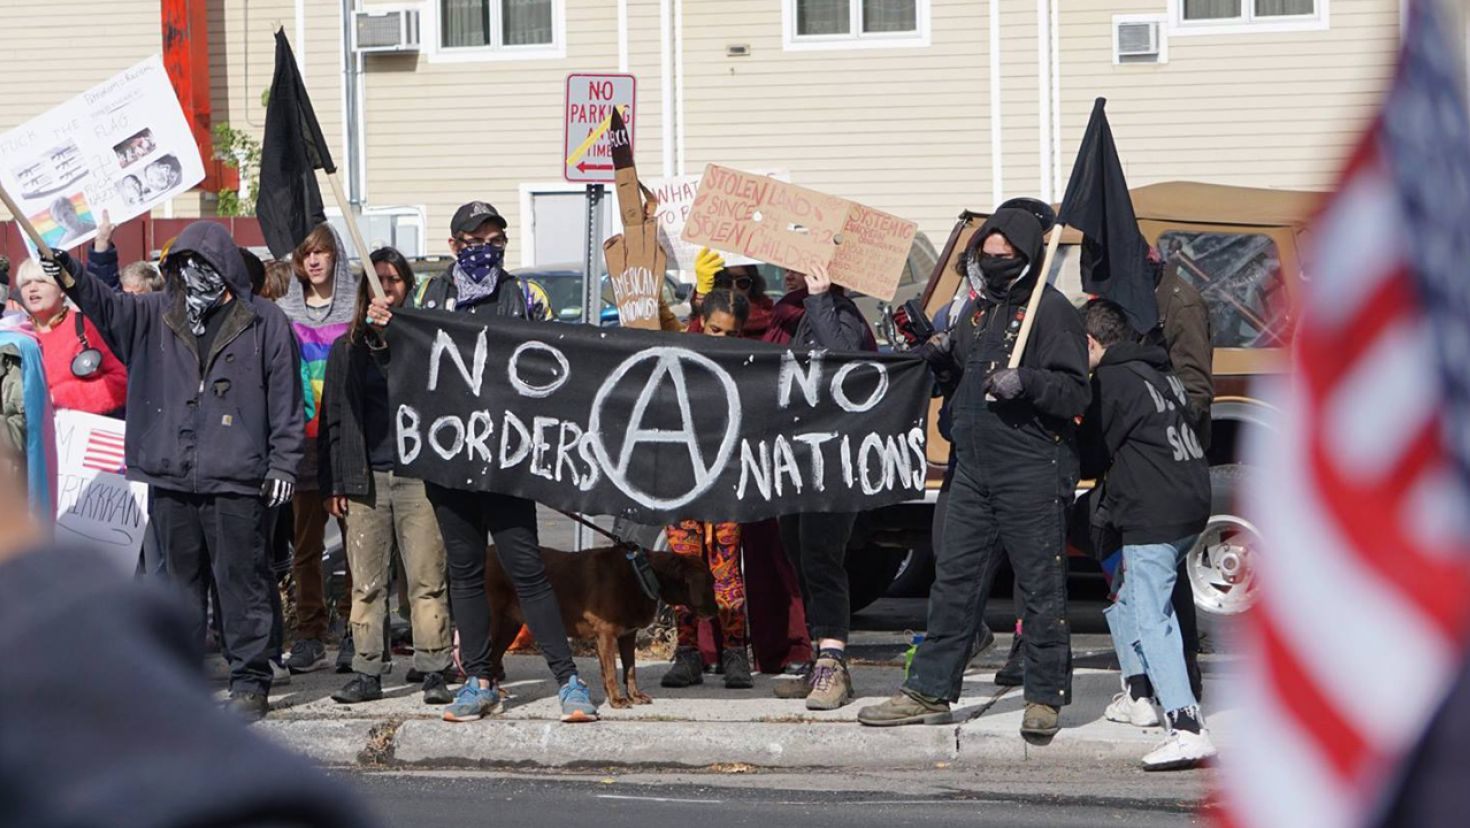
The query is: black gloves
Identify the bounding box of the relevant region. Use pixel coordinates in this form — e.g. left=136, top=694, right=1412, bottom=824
left=984, top=367, right=1026, bottom=401
left=39, top=250, right=80, bottom=288
left=260, top=474, right=295, bottom=509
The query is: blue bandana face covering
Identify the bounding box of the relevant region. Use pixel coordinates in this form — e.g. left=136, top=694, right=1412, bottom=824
left=455, top=244, right=505, bottom=284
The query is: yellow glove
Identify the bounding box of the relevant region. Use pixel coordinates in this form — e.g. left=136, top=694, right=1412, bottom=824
left=695, top=247, right=725, bottom=295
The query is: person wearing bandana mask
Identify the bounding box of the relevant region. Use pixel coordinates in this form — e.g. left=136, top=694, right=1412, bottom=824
left=859, top=204, right=1089, bottom=740
left=368, top=201, right=598, bottom=725
left=43, top=221, right=305, bottom=723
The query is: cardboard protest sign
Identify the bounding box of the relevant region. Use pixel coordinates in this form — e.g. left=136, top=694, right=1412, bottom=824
left=601, top=108, right=665, bottom=330
left=649, top=170, right=789, bottom=272
left=53, top=410, right=149, bottom=571
left=383, top=310, right=931, bottom=524
left=680, top=164, right=918, bottom=302
left=0, top=55, right=204, bottom=253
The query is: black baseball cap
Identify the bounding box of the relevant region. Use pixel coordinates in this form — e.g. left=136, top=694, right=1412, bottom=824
left=450, top=201, right=508, bottom=235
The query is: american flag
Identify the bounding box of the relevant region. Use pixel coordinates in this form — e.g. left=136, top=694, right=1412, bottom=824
left=80, top=426, right=126, bottom=474
left=1220, top=1, right=1470, bottom=825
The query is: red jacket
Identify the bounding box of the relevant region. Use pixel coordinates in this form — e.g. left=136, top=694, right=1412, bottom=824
left=36, top=310, right=128, bottom=416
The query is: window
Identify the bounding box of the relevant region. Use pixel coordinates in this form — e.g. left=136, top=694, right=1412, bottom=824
left=1158, top=231, right=1293, bottom=349
left=1172, top=0, right=1326, bottom=34
left=785, top=0, right=929, bottom=50
left=436, top=0, right=563, bottom=59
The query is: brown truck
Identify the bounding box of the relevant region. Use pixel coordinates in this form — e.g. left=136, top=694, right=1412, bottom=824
left=843, top=181, right=1315, bottom=638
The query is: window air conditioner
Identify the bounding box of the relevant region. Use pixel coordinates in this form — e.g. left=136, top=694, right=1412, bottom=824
left=354, top=9, right=421, bottom=54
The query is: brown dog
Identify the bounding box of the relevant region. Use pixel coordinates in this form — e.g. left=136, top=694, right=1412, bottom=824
left=485, top=544, right=717, bottom=708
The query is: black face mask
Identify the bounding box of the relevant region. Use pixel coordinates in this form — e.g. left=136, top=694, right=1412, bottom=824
left=978, top=255, right=1028, bottom=289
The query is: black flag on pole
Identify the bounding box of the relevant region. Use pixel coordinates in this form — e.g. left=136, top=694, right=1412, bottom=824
left=1057, top=97, right=1158, bottom=333
left=257, top=29, right=335, bottom=259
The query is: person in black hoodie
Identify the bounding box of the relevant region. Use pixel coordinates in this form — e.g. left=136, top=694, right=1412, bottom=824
left=1080, top=299, right=1215, bottom=771
left=859, top=205, right=1089, bottom=739
left=45, top=222, right=305, bottom=721
left=366, top=201, right=597, bottom=724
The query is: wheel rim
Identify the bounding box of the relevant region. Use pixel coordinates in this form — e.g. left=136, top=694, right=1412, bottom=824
left=1188, top=514, right=1260, bottom=616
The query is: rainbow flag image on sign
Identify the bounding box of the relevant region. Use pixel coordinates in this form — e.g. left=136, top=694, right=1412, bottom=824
left=28, top=191, right=97, bottom=248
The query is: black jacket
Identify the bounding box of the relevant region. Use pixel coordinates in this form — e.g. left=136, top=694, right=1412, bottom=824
left=789, top=290, right=876, bottom=352
left=413, top=263, right=535, bottom=318
left=1079, top=342, right=1210, bottom=545
left=60, top=222, right=305, bottom=495
left=318, top=336, right=380, bottom=497
left=920, top=209, right=1091, bottom=457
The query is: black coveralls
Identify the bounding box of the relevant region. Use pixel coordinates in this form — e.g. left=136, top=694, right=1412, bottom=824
left=904, top=209, right=1090, bottom=707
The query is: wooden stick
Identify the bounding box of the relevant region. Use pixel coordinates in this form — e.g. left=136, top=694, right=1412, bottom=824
left=0, top=182, right=55, bottom=260
left=324, top=171, right=384, bottom=299
left=1006, top=224, right=1066, bottom=369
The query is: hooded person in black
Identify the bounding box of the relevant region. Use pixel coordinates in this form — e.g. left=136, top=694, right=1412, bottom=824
left=859, top=205, right=1090, bottom=738
left=45, top=222, right=305, bottom=721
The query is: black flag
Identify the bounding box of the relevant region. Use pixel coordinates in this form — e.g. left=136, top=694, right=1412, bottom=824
left=257, top=29, right=335, bottom=259
left=1057, top=97, right=1158, bottom=333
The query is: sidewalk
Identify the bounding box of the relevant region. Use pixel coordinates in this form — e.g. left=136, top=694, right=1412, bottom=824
left=244, top=639, right=1236, bottom=771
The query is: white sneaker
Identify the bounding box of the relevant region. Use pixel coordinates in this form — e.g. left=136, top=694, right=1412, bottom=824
left=1141, top=728, right=1217, bottom=771
left=1105, top=691, right=1160, bottom=727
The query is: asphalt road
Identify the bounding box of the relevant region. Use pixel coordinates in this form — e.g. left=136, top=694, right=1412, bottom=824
left=343, top=772, right=1203, bottom=828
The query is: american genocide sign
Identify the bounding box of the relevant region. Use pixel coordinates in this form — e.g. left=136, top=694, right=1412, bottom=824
left=383, top=310, right=931, bottom=523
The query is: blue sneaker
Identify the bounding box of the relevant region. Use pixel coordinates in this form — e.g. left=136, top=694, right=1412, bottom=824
left=559, top=675, right=599, bottom=723
left=442, top=678, right=503, bottom=723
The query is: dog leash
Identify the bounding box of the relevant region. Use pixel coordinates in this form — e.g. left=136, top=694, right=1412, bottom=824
left=554, top=509, right=662, bottom=602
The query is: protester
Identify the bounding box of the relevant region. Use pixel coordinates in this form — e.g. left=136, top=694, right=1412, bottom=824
left=259, top=259, right=294, bottom=301
left=1076, top=299, right=1214, bottom=769
left=661, top=289, right=755, bottom=690
left=45, top=222, right=305, bottom=721
left=0, top=439, right=376, bottom=828
left=1150, top=249, right=1215, bottom=701
left=686, top=249, right=773, bottom=337
left=120, top=260, right=165, bottom=294
left=0, top=309, right=54, bottom=522
left=858, top=204, right=1089, bottom=738
left=278, top=224, right=356, bottom=675
left=757, top=261, right=877, bottom=709
left=14, top=258, right=128, bottom=417
left=368, top=200, right=598, bottom=723
left=321, top=247, right=454, bottom=706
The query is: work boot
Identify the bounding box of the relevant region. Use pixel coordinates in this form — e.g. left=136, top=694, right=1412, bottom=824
left=722, top=648, right=753, bottom=689
left=223, top=691, right=269, bottom=723
left=1021, top=702, right=1061, bottom=740
left=805, top=652, right=855, bottom=711
left=857, top=690, right=951, bottom=727
left=995, top=634, right=1024, bottom=687
left=661, top=647, right=705, bottom=688
left=331, top=673, right=383, bottom=705
left=772, top=660, right=814, bottom=699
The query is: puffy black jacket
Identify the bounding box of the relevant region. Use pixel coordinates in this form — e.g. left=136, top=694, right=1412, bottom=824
left=1079, top=341, right=1210, bottom=545
left=60, top=221, right=305, bottom=495
left=789, top=290, right=876, bottom=353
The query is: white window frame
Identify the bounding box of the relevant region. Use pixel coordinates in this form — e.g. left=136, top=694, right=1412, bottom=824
left=1113, top=14, right=1169, bottom=66
left=424, top=0, right=567, bottom=64
left=782, top=0, right=931, bottom=52
left=1169, top=0, right=1329, bottom=37
left=323, top=205, right=428, bottom=258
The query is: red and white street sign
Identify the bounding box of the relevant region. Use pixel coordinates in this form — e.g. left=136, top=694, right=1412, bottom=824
left=563, top=72, right=636, bottom=184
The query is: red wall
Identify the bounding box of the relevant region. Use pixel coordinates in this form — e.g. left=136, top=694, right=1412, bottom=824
left=0, top=216, right=265, bottom=269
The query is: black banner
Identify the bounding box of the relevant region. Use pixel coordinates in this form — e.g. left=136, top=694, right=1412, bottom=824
left=383, top=310, right=931, bottom=523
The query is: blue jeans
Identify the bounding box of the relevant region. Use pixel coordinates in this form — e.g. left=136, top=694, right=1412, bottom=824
left=1104, top=536, right=1198, bottom=714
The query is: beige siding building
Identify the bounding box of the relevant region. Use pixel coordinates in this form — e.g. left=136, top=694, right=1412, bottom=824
left=1, top=0, right=1406, bottom=269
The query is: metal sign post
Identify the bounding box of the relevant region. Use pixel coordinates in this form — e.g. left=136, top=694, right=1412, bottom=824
left=573, top=181, right=605, bottom=552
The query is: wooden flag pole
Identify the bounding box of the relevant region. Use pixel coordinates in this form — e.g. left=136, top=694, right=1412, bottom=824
left=324, top=170, right=384, bottom=299
left=1006, top=224, right=1066, bottom=369
left=0, top=182, right=55, bottom=261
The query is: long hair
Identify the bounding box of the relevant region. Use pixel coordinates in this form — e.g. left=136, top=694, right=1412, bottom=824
left=351, top=247, right=417, bottom=345
left=290, top=224, right=337, bottom=286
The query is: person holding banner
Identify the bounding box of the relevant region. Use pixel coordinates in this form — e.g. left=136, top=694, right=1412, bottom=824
left=321, top=248, right=454, bottom=707
left=762, top=261, right=878, bottom=710
left=279, top=224, right=357, bottom=676
left=367, top=201, right=599, bottom=724
left=43, top=221, right=305, bottom=722
left=858, top=204, right=1089, bottom=739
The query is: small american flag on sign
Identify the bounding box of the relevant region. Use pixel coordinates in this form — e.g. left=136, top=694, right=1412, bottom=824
left=81, top=427, right=126, bottom=474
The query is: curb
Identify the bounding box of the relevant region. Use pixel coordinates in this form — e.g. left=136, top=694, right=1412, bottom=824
left=255, top=718, right=385, bottom=766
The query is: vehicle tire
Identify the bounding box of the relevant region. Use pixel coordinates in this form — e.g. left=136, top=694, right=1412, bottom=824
left=886, top=541, right=936, bottom=598
left=1187, top=463, right=1259, bottom=649
left=846, top=546, right=906, bottom=615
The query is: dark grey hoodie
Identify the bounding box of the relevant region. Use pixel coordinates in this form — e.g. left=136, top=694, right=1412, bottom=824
left=59, top=221, right=305, bottom=496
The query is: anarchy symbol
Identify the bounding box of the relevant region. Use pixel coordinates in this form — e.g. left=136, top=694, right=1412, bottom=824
left=587, top=347, right=742, bottom=511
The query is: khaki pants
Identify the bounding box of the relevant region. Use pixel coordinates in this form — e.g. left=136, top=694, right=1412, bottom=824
left=346, top=470, right=451, bottom=675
